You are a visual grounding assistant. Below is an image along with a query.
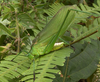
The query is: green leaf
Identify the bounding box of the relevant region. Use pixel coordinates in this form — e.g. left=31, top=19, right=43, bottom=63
left=0, top=18, right=10, bottom=26
left=0, top=35, right=6, bottom=45
left=3, top=6, right=11, bottom=13
left=18, top=13, right=35, bottom=29
left=0, top=23, right=11, bottom=35
left=70, top=18, right=100, bottom=44
left=0, top=46, right=5, bottom=52
left=44, top=3, right=64, bottom=16
left=0, top=21, right=14, bottom=38
left=2, top=14, right=9, bottom=21
left=9, top=4, right=15, bottom=12
left=0, top=77, right=9, bottom=82
left=0, top=53, right=31, bottom=82
left=54, top=40, right=100, bottom=82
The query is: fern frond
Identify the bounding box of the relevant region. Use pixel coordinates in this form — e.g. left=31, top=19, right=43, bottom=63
left=44, top=2, right=100, bottom=25
left=0, top=53, right=31, bottom=82
left=92, top=61, right=100, bottom=82
left=21, top=47, right=73, bottom=82
left=44, top=3, right=64, bottom=16
left=18, top=12, right=46, bottom=38
left=71, top=2, right=100, bottom=24
left=70, top=18, right=100, bottom=44
left=93, top=0, right=100, bottom=10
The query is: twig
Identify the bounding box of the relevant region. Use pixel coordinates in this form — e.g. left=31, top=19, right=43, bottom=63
left=65, top=30, right=98, bottom=47
left=15, top=11, right=20, bottom=53
left=63, top=57, right=69, bottom=82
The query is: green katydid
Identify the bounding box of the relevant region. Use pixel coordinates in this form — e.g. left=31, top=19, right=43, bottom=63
left=28, top=5, right=76, bottom=57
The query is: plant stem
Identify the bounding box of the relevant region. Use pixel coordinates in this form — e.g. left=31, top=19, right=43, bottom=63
left=65, top=30, right=98, bottom=47
left=63, top=57, right=69, bottom=82
left=15, top=12, right=20, bottom=53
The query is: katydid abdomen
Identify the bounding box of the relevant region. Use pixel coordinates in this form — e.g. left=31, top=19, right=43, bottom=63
left=30, top=42, right=64, bottom=56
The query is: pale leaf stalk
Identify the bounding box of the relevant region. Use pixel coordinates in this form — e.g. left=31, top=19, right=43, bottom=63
left=15, top=10, right=20, bottom=53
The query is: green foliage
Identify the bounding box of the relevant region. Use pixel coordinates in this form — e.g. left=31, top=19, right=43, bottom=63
left=53, top=40, right=100, bottom=82
left=0, top=53, right=31, bottom=82
left=0, top=0, right=100, bottom=82
left=21, top=48, right=73, bottom=82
